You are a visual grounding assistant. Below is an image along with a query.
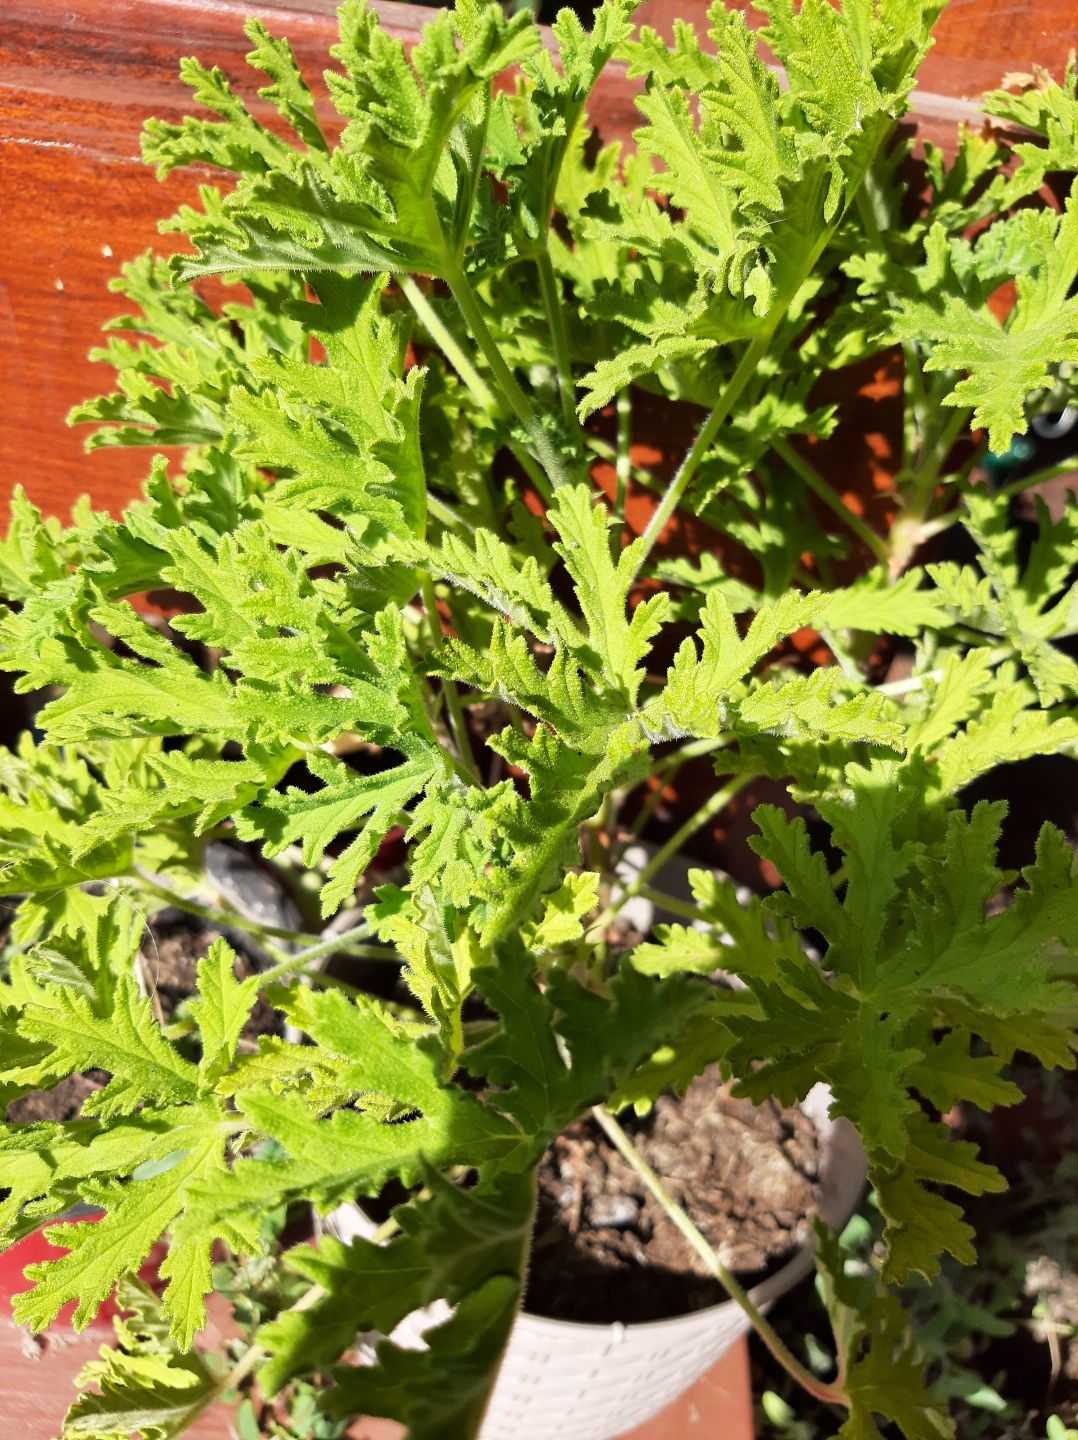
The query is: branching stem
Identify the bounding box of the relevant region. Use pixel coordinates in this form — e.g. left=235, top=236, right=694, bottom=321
left=421, top=573, right=482, bottom=785
left=537, top=249, right=579, bottom=435
left=592, top=1106, right=848, bottom=1411
left=446, top=261, right=574, bottom=492
left=398, top=274, right=495, bottom=410
left=258, top=925, right=398, bottom=985
left=613, top=387, right=632, bottom=544
left=132, top=873, right=354, bottom=949
left=632, top=332, right=771, bottom=579
left=588, top=774, right=751, bottom=939
left=770, top=436, right=889, bottom=565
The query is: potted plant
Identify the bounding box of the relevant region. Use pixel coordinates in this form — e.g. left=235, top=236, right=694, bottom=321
left=1, top=1, right=1076, bottom=1437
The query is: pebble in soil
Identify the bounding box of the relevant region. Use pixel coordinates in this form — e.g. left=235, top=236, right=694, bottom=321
left=526, top=1067, right=821, bottom=1325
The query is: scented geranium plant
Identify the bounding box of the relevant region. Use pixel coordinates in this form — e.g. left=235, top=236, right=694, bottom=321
left=1, top=1, right=1077, bottom=1435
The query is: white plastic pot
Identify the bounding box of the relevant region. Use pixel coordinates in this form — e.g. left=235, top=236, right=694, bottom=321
left=327, top=1085, right=865, bottom=1440
left=476, top=1086, right=864, bottom=1440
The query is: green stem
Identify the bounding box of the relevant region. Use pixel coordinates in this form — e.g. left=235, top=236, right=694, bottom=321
left=613, top=387, right=632, bottom=543
left=428, top=492, right=475, bottom=533
left=902, top=341, right=931, bottom=472
left=445, top=261, right=574, bottom=492
left=592, top=1106, right=848, bottom=1411
left=219, top=1282, right=326, bottom=1398
left=132, top=874, right=353, bottom=949
left=631, top=773, right=749, bottom=893
left=257, top=925, right=397, bottom=986
left=904, top=404, right=971, bottom=519
left=537, top=249, right=578, bottom=434
left=612, top=737, right=734, bottom=867
left=398, top=274, right=495, bottom=410
left=589, top=774, right=751, bottom=938
left=637, top=886, right=702, bottom=922
left=907, top=441, right=1034, bottom=545
left=630, top=110, right=898, bottom=584
left=770, top=436, right=889, bottom=565
left=421, top=574, right=482, bottom=785
left=510, top=443, right=555, bottom=505
left=586, top=433, right=654, bottom=486
left=654, top=735, right=734, bottom=773
left=991, top=458, right=1077, bottom=503
left=632, top=331, right=771, bottom=579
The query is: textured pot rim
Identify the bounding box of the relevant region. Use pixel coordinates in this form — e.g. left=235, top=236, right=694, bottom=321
left=506, top=1241, right=816, bottom=1341
left=503, top=1083, right=865, bottom=1341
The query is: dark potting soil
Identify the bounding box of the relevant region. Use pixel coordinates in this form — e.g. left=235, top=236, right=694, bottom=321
left=6, top=1072, right=106, bottom=1124
left=526, top=1067, right=821, bottom=1325
left=137, top=914, right=280, bottom=1039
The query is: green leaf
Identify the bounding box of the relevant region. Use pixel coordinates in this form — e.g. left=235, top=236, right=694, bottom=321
left=893, top=189, right=1078, bottom=453
left=815, top=1224, right=954, bottom=1440
left=56, top=1278, right=220, bottom=1440
left=12, top=1110, right=224, bottom=1337
left=18, top=976, right=200, bottom=1121
left=726, top=777, right=1077, bottom=1282
left=652, top=589, right=827, bottom=739
left=237, top=754, right=437, bottom=917
left=190, top=940, right=261, bottom=1079
left=549, top=484, right=668, bottom=702
left=258, top=1166, right=534, bottom=1397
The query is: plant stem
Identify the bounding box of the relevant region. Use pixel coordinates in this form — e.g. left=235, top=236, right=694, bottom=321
left=510, top=442, right=555, bottom=505
left=132, top=873, right=351, bottom=949
left=921, top=455, right=1075, bottom=546
left=627, top=773, right=750, bottom=896
left=919, top=404, right=970, bottom=490
left=257, top=924, right=397, bottom=985
left=219, top=1282, right=326, bottom=1397
left=445, top=261, right=574, bottom=492
left=637, top=886, right=702, bottom=922
left=613, top=387, right=632, bottom=541
left=632, top=332, right=771, bottom=579
left=903, top=403, right=972, bottom=523
left=770, top=436, right=889, bottom=565
left=591, top=1106, right=848, bottom=1410
left=588, top=774, right=751, bottom=939
left=420, top=574, right=482, bottom=784
left=611, top=737, right=734, bottom=867
left=655, top=735, right=734, bottom=773
left=537, top=250, right=578, bottom=434
left=427, top=492, right=475, bottom=533
left=398, top=274, right=495, bottom=411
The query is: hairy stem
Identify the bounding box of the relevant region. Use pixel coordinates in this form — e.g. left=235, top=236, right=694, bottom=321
left=636, top=885, right=703, bottom=922
left=612, top=736, right=734, bottom=867
left=902, top=403, right=972, bottom=523
left=613, top=387, right=632, bottom=543
left=421, top=573, right=482, bottom=784
left=219, top=1282, right=327, bottom=1398
left=257, top=924, right=398, bottom=985
left=445, top=261, right=574, bottom=492
left=398, top=274, right=495, bottom=410
left=131, top=873, right=354, bottom=949
left=592, top=1106, right=848, bottom=1410
left=589, top=774, right=751, bottom=939
left=632, top=332, right=771, bottom=579
left=770, top=436, right=889, bottom=565
left=510, top=442, right=555, bottom=505
left=537, top=249, right=579, bottom=434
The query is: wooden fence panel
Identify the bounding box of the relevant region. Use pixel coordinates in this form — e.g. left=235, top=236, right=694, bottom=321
left=1, top=0, right=1072, bottom=518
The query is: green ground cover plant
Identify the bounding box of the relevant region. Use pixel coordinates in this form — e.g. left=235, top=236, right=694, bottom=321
left=0, top=1, right=1076, bottom=1435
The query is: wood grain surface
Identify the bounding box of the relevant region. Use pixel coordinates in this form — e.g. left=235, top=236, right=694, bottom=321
left=2, top=0, right=1071, bottom=520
